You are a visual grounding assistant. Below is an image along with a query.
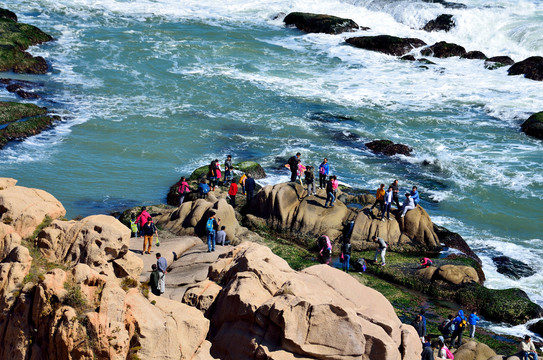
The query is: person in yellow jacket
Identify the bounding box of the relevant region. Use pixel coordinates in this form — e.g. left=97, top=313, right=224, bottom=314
left=369, top=183, right=386, bottom=218
left=239, top=173, right=247, bottom=195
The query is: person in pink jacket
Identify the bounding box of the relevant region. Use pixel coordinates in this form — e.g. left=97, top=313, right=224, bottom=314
left=136, top=207, right=151, bottom=237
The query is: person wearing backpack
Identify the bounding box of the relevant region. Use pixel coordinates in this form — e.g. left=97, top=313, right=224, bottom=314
left=177, top=176, right=190, bottom=206
left=142, top=217, right=158, bottom=254
left=206, top=213, right=220, bottom=252
left=341, top=238, right=352, bottom=272
left=439, top=314, right=455, bottom=338
left=468, top=310, right=480, bottom=338
left=198, top=179, right=210, bottom=199
left=450, top=310, right=467, bottom=349
left=287, top=152, right=301, bottom=182
left=421, top=337, right=437, bottom=360
left=438, top=339, right=454, bottom=359
left=318, top=158, right=329, bottom=189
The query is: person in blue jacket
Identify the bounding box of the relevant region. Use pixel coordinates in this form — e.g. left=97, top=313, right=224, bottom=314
left=450, top=310, right=467, bottom=349
left=318, top=158, right=329, bottom=189
left=410, top=186, right=420, bottom=206
left=468, top=310, right=480, bottom=338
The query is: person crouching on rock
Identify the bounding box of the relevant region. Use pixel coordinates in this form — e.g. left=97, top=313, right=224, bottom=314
left=372, top=235, right=387, bottom=266
left=142, top=217, right=158, bottom=255
left=519, top=335, right=538, bottom=360
left=400, top=192, right=415, bottom=218
left=318, top=235, right=332, bottom=265
left=216, top=225, right=227, bottom=246
left=149, top=264, right=161, bottom=296
left=420, top=257, right=433, bottom=268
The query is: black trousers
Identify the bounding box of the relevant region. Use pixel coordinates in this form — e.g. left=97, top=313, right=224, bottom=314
left=319, top=174, right=327, bottom=188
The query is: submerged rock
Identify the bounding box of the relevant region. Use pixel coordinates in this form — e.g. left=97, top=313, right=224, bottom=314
left=521, top=111, right=543, bottom=139
left=365, top=139, right=413, bottom=156
left=284, top=12, right=359, bottom=34
left=508, top=56, right=543, bottom=81
left=461, top=50, right=488, bottom=60
left=422, top=0, right=467, bottom=9
left=346, top=35, right=426, bottom=56
left=423, top=14, right=455, bottom=32
left=492, top=255, right=536, bottom=280
left=484, top=56, right=514, bottom=70
left=421, top=41, right=466, bottom=58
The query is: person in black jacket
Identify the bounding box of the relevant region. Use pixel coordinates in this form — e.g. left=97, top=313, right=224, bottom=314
left=411, top=314, right=425, bottom=343
left=421, top=338, right=436, bottom=360
left=341, top=239, right=352, bottom=272
left=287, top=152, right=301, bottom=182
left=245, top=173, right=256, bottom=204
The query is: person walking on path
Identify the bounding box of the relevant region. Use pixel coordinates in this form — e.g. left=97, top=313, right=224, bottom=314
left=411, top=185, right=420, bottom=207
left=287, top=152, right=301, bottom=182
left=370, top=183, right=386, bottom=218
left=149, top=264, right=161, bottom=296
left=224, top=155, right=234, bottom=186
left=136, top=206, right=151, bottom=237
left=156, top=253, right=167, bottom=295
left=206, top=213, right=219, bottom=252
left=304, top=165, right=316, bottom=196
left=390, top=179, right=401, bottom=209
left=228, top=181, right=238, bottom=208
left=401, top=192, right=415, bottom=218
left=519, top=335, right=538, bottom=360
left=319, top=158, right=329, bottom=189
left=142, top=217, right=158, bottom=254
left=468, top=311, right=480, bottom=338
left=372, top=235, right=387, bottom=266
left=411, top=314, right=425, bottom=343
left=382, top=185, right=393, bottom=221
left=450, top=310, right=467, bottom=349
left=216, top=225, right=227, bottom=246
left=198, top=179, right=210, bottom=199
left=177, top=176, right=190, bottom=206
left=324, top=176, right=336, bottom=208
left=341, top=238, right=352, bottom=272
left=245, top=173, right=256, bottom=204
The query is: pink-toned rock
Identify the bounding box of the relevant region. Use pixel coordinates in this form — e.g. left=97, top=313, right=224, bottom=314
left=182, top=279, right=222, bottom=313
left=0, top=223, right=21, bottom=261
left=0, top=184, right=65, bottom=238
left=0, top=177, right=17, bottom=190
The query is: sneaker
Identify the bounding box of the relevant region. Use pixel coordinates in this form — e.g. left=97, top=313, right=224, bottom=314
left=387, top=217, right=391, bottom=220
left=381, top=218, right=385, bottom=222
left=381, top=263, right=386, bottom=266
left=400, top=214, right=405, bottom=218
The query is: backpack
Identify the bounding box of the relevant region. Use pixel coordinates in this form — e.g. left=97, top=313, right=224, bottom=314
left=457, top=318, right=467, bottom=329
left=319, top=165, right=326, bottom=175
left=444, top=347, right=454, bottom=359
left=206, top=218, right=214, bottom=233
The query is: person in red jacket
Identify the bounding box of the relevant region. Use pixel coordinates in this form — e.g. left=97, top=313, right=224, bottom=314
left=228, top=181, right=238, bottom=208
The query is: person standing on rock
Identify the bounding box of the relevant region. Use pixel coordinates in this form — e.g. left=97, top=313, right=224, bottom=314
left=228, top=181, right=238, bottom=208
left=239, top=173, right=247, bottom=195
left=208, top=160, right=217, bottom=191
left=216, top=225, right=227, bottom=246
left=142, top=217, right=158, bottom=254
left=519, top=335, right=538, bottom=360
left=319, top=158, right=329, bottom=189
left=331, top=175, right=339, bottom=197
left=341, top=238, right=351, bottom=272
left=450, top=310, right=467, bottom=349
left=224, top=155, right=234, bottom=186
left=390, top=179, right=401, bottom=209
left=136, top=206, right=151, bottom=237
left=304, top=165, right=316, bottom=196
left=372, top=235, right=387, bottom=266
left=214, top=159, right=222, bottom=186
left=149, top=264, right=161, bottom=296
left=382, top=185, right=393, bottom=221
left=206, top=213, right=219, bottom=252
left=156, top=253, right=167, bottom=294
left=411, top=314, right=425, bottom=343
left=468, top=310, right=480, bottom=338
left=400, top=192, right=415, bottom=218
left=245, top=173, right=256, bottom=204
left=410, top=186, right=420, bottom=207
left=324, top=176, right=336, bottom=208
left=296, top=160, right=306, bottom=185
left=370, top=183, right=386, bottom=218
left=287, top=152, right=301, bottom=182
left=177, top=176, right=190, bottom=206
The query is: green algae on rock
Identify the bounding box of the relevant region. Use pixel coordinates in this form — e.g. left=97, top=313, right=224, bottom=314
left=521, top=111, right=543, bottom=139
left=0, top=101, right=57, bottom=148
left=284, top=12, right=360, bottom=35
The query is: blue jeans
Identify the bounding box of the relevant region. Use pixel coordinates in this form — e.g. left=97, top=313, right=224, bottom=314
left=325, top=192, right=335, bottom=207
left=342, top=254, right=351, bottom=272
left=207, top=230, right=215, bottom=251
left=522, top=351, right=538, bottom=360
left=382, top=203, right=391, bottom=219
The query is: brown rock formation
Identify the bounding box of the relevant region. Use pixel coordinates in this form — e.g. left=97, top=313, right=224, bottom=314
left=453, top=341, right=497, bottom=360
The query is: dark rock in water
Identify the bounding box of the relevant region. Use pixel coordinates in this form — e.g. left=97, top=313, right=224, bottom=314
left=461, top=51, right=487, bottom=60
left=401, top=55, right=416, bottom=61
left=284, top=12, right=359, bottom=35
left=1, top=79, right=41, bottom=99
left=508, top=56, right=543, bottom=81
left=346, top=35, right=426, bottom=56
left=529, top=319, right=543, bottom=337
left=365, top=139, right=412, bottom=156
left=422, top=0, right=467, bottom=9
left=433, top=224, right=482, bottom=264
left=332, top=130, right=360, bottom=144
left=521, top=112, right=543, bottom=140
left=484, top=56, right=514, bottom=70
left=418, top=58, right=436, bottom=65
left=492, top=255, right=536, bottom=280
left=421, top=41, right=466, bottom=58
left=0, top=8, right=17, bottom=22
left=309, top=111, right=352, bottom=123
left=423, top=14, right=455, bottom=32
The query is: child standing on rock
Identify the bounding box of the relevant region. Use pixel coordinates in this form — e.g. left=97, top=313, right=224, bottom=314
left=304, top=165, right=316, bottom=196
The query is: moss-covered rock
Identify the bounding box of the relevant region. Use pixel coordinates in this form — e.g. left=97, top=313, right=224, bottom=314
left=0, top=101, right=47, bottom=125
left=284, top=12, right=360, bottom=35
left=0, top=101, right=57, bottom=148
left=0, top=8, right=17, bottom=22
left=484, top=56, right=515, bottom=70
left=346, top=35, right=426, bottom=56
left=521, top=111, right=543, bottom=139
left=235, top=161, right=266, bottom=179
left=421, top=41, right=466, bottom=58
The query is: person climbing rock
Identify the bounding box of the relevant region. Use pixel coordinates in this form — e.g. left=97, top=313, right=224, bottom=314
left=372, top=235, right=387, bottom=266
left=370, top=183, right=386, bottom=218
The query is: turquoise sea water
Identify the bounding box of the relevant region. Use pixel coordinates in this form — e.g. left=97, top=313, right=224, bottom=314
left=1, top=0, right=542, bottom=335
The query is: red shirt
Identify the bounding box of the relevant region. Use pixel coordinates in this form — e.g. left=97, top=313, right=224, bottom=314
left=228, top=183, right=238, bottom=196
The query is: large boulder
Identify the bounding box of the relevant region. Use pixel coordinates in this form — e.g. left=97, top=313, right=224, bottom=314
left=0, top=8, right=17, bottom=22
left=0, top=183, right=66, bottom=238
left=207, top=242, right=422, bottom=359
left=508, top=56, right=543, bottom=81
left=528, top=319, right=543, bottom=336
left=346, top=35, right=426, bottom=56
left=0, top=177, right=17, bottom=190
left=421, top=41, right=467, bottom=58
left=521, top=111, right=543, bottom=139
left=453, top=341, right=496, bottom=360
left=436, top=264, right=479, bottom=285
left=423, top=14, right=455, bottom=32
left=284, top=12, right=359, bottom=34
left=484, top=56, right=515, bottom=70
left=461, top=51, right=488, bottom=60
left=36, top=215, right=143, bottom=280
left=492, top=255, right=535, bottom=280
left=365, top=139, right=412, bottom=156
